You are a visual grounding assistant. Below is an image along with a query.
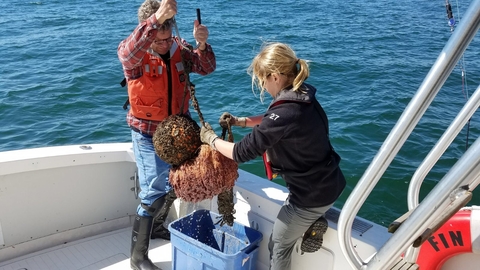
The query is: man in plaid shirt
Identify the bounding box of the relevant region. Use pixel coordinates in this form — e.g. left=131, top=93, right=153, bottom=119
left=117, top=0, right=215, bottom=269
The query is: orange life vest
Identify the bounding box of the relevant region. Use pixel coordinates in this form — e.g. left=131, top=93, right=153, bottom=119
left=127, top=42, right=190, bottom=121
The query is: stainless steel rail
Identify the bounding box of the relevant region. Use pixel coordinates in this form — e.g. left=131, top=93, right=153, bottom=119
left=407, top=84, right=480, bottom=210
left=368, top=137, right=480, bottom=270
left=337, top=0, right=480, bottom=269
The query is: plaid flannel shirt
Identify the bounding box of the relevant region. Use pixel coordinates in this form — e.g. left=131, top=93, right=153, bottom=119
left=118, top=14, right=216, bottom=136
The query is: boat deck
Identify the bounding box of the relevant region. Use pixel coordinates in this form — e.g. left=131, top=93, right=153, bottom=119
left=0, top=227, right=172, bottom=270
left=0, top=144, right=396, bottom=270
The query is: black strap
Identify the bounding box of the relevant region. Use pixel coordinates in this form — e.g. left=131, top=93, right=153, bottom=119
left=120, top=78, right=129, bottom=110
left=122, top=99, right=129, bottom=110
left=120, top=77, right=127, bottom=87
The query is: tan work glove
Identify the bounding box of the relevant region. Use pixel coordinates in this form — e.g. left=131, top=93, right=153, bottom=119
left=200, top=123, right=219, bottom=150
left=219, top=112, right=246, bottom=129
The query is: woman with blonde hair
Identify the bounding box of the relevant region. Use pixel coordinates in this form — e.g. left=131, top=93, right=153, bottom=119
left=201, top=42, right=345, bottom=269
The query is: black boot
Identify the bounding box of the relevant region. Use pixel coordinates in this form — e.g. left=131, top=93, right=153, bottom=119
left=301, top=216, right=328, bottom=253
left=130, top=215, right=160, bottom=270
left=151, top=190, right=177, bottom=240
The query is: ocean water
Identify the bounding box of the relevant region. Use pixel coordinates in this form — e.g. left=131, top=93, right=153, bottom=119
left=1, top=0, right=480, bottom=226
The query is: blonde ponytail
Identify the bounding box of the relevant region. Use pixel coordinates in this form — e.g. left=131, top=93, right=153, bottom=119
left=292, top=59, right=309, bottom=92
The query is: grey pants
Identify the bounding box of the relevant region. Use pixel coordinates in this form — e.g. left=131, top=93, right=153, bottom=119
left=268, top=199, right=333, bottom=270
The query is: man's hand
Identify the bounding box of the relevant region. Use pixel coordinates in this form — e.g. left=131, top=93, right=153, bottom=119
left=219, top=112, right=246, bottom=128
left=200, top=123, right=219, bottom=149
left=155, top=0, right=177, bottom=24
left=193, top=20, right=209, bottom=50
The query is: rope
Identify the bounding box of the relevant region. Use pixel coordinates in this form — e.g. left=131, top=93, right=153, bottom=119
left=216, top=188, right=236, bottom=226
left=216, top=123, right=236, bottom=227
left=461, top=67, right=471, bottom=150
left=172, top=16, right=237, bottom=226
left=445, top=1, right=471, bottom=150
left=189, top=83, right=206, bottom=126
left=172, top=18, right=207, bottom=127
left=172, top=17, right=193, bottom=51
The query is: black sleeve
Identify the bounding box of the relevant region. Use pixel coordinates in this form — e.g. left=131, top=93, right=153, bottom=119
left=232, top=104, right=296, bottom=163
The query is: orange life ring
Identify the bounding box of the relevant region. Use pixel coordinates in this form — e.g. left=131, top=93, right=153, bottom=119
left=416, top=209, right=473, bottom=270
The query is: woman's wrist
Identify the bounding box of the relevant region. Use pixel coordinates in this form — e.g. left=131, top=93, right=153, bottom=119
left=236, top=117, right=247, bottom=128
left=210, top=136, right=219, bottom=151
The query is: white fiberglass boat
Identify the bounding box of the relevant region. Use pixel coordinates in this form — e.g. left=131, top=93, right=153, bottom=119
left=0, top=142, right=391, bottom=270
left=1, top=1, right=480, bottom=269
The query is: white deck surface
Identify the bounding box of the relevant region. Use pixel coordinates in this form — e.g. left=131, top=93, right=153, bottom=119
left=0, top=228, right=172, bottom=270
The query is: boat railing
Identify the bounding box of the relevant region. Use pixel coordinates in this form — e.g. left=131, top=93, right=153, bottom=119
left=407, top=84, right=480, bottom=211
left=399, top=83, right=480, bottom=264
left=336, top=0, right=480, bottom=269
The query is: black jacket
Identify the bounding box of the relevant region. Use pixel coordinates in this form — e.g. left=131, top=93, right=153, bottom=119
left=233, top=83, right=346, bottom=207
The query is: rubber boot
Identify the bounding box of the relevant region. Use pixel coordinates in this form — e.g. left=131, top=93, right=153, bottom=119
left=151, top=190, right=177, bottom=240
left=130, top=215, right=160, bottom=270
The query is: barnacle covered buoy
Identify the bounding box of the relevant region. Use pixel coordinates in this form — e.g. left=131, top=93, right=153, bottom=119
left=153, top=114, right=202, bottom=166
